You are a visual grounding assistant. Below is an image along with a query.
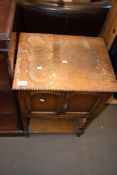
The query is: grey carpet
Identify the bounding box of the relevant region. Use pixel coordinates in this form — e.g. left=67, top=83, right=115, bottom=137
left=0, top=105, right=117, bottom=175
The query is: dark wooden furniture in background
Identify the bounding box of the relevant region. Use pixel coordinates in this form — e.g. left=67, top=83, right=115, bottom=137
left=100, top=0, right=117, bottom=99
left=0, top=0, right=23, bottom=136
left=16, top=0, right=111, bottom=36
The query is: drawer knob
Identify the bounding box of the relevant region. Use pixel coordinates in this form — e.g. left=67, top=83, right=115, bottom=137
left=64, top=104, right=68, bottom=109
left=83, top=118, right=87, bottom=124
left=40, top=98, right=45, bottom=102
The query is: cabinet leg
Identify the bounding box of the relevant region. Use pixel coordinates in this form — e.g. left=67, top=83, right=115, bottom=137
left=76, top=128, right=85, bottom=137
left=24, top=131, right=30, bottom=137
left=23, top=117, right=30, bottom=137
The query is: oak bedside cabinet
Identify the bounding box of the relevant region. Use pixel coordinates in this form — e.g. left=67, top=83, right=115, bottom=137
left=12, top=0, right=117, bottom=136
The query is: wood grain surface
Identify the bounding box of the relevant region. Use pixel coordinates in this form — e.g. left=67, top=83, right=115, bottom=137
left=13, top=33, right=117, bottom=92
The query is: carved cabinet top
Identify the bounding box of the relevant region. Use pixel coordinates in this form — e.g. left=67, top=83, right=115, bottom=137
left=13, top=33, right=117, bottom=92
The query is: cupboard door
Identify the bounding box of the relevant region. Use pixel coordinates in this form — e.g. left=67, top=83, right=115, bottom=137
left=25, top=91, right=64, bottom=115
left=64, top=93, right=100, bottom=115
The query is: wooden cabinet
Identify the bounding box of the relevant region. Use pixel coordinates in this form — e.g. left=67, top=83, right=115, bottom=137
left=12, top=33, right=117, bottom=136
left=0, top=0, right=23, bottom=136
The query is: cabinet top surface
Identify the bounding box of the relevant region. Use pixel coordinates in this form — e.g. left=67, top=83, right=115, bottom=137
left=0, top=0, right=16, bottom=40
left=13, top=33, right=117, bottom=92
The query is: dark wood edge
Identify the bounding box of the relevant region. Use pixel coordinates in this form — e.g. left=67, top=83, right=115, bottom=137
left=31, top=113, right=90, bottom=118
left=114, top=93, right=117, bottom=99
left=0, top=130, right=24, bottom=137
left=0, top=0, right=16, bottom=40
left=17, top=0, right=111, bottom=15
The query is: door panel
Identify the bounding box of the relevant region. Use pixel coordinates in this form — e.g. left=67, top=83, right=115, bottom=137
left=31, top=93, right=58, bottom=112
left=26, top=91, right=64, bottom=115
left=64, top=93, right=98, bottom=114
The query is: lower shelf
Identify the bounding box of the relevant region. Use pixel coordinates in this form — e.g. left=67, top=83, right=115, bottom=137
left=30, top=117, right=84, bottom=134
left=0, top=115, right=20, bottom=131
left=0, top=130, right=24, bottom=137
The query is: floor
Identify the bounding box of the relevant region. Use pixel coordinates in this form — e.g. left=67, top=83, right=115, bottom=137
left=0, top=105, right=117, bottom=175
